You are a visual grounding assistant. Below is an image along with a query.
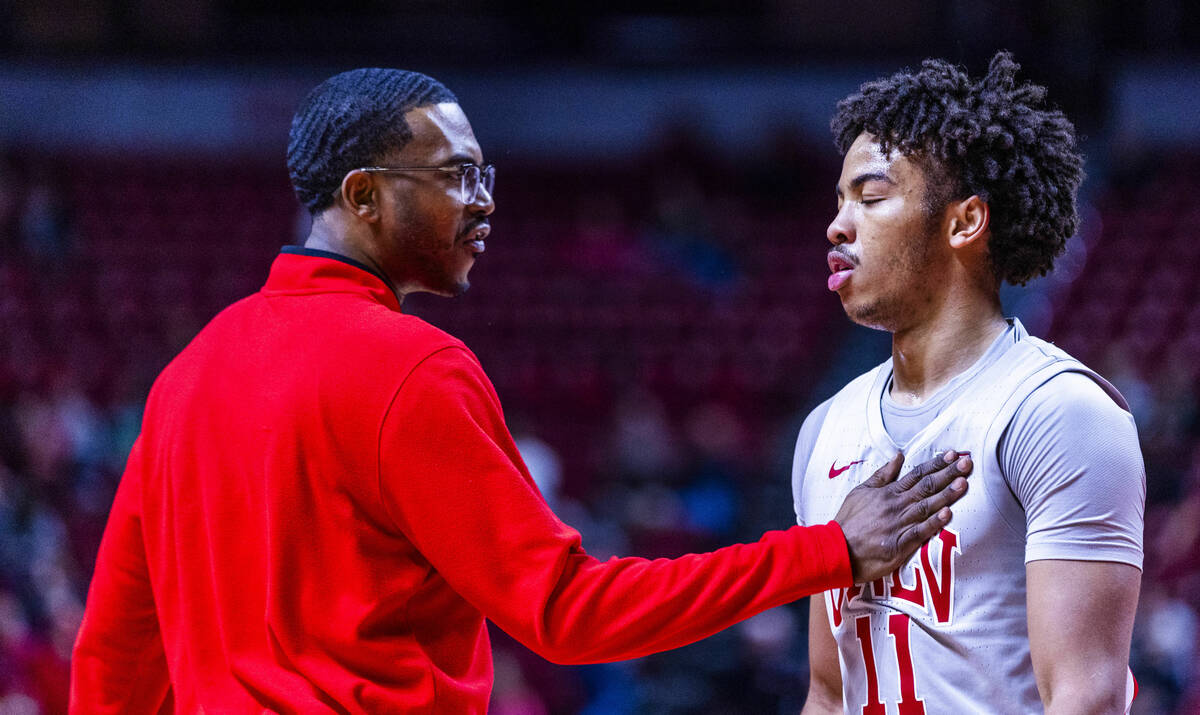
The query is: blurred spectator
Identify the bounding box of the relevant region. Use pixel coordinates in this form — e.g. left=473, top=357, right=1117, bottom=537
left=609, top=388, right=683, bottom=484
left=0, top=585, right=68, bottom=714
left=1130, top=583, right=1199, bottom=713
left=18, top=165, right=73, bottom=263
left=490, top=649, right=549, bottom=715
left=1143, top=360, right=1200, bottom=501
left=742, top=124, right=823, bottom=208
left=0, top=154, right=23, bottom=254
left=678, top=401, right=749, bottom=539
left=560, top=195, right=649, bottom=276
left=735, top=606, right=809, bottom=712
left=640, top=169, right=740, bottom=291
left=511, top=416, right=565, bottom=511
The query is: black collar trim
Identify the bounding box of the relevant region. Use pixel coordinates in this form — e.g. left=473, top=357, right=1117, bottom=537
left=280, top=246, right=391, bottom=287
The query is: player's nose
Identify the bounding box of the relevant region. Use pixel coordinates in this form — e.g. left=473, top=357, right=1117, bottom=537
left=827, top=205, right=854, bottom=245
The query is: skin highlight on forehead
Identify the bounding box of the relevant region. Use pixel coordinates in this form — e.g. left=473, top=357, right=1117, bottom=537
left=837, top=135, right=926, bottom=204
left=837, top=172, right=894, bottom=197
left=837, top=138, right=893, bottom=198
left=397, top=102, right=483, bottom=166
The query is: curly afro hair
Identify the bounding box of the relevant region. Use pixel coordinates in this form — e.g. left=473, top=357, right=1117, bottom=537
left=831, top=51, right=1084, bottom=286
left=287, top=68, right=457, bottom=214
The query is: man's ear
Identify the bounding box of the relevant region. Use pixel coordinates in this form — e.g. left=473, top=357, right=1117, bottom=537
left=337, top=170, right=381, bottom=222
left=948, top=195, right=989, bottom=250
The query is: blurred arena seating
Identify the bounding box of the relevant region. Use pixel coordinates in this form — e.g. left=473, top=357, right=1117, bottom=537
left=0, top=144, right=1197, bottom=712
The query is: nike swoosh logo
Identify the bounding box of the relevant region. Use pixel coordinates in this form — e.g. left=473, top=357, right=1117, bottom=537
left=829, top=459, right=866, bottom=479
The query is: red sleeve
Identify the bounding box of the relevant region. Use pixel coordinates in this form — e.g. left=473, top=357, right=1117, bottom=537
left=71, top=436, right=173, bottom=714
left=378, top=347, right=852, bottom=665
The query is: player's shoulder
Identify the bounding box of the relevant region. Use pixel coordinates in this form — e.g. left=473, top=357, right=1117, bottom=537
left=798, top=363, right=886, bottom=438
left=792, top=394, right=836, bottom=481
left=1002, top=360, right=1138, bottom=467
left=1013, top=333, right=1131, bottom=416
left=1015, top=332, right=1074, bottom=360
left=1019, top=369, right=1132, bottom=422
left=1000, top=362, right=1145, bottom=525
left=797, top=395, right=836, bottom=444
left=793, top=362, right=887, bottom=467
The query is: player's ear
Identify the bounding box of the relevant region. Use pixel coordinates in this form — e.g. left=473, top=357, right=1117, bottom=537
left=336, top=170, right=382, bottom=223
left=947, top=195, right=989, bottom=250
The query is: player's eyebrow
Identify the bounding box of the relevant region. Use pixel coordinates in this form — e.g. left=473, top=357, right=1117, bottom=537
left=836, top=172, right=895, bottom=197
left=441, top=153, right=479, bottom=167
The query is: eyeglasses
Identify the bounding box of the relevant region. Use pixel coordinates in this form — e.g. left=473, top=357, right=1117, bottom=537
left=356, top=163, right=495, bottom=204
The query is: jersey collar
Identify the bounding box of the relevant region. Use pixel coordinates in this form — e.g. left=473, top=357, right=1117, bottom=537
left=263, top=247, right=400, bottom=311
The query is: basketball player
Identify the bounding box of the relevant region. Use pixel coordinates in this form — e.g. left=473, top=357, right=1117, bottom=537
left=793, top=53, right=1144, bottom=714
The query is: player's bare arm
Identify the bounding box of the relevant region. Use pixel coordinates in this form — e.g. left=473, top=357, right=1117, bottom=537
left=802, top=593, right=844, bottom=715
left=835, top=450, right=971, bottom=583
left=1027, top=560, right=1140, bottom=714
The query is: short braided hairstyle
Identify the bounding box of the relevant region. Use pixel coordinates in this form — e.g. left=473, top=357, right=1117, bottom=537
left=832, top=51, right=1083, bottom=286
left=287, top=68, right=457, bottom=214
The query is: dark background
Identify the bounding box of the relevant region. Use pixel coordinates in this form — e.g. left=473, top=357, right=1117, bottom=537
left=0, top=2, right=1197, bottom=713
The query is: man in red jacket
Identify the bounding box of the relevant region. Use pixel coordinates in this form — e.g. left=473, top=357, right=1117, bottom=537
left=71, top=68, right=971, bottom=713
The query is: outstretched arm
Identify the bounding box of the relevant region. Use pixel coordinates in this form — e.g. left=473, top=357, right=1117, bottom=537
left=379, top=348, right=968, bottom=665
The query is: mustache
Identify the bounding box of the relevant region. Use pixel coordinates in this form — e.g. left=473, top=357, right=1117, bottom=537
left=461, top=219, right=490, bottom=238
left=829, top=247, right=859, bottom=266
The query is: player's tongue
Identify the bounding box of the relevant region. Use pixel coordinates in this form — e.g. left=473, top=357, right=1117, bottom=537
left=827, top=252, right=855, bottom=292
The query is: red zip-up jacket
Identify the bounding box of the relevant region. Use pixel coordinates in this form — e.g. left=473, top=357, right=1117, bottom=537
left=71, top=248, right=851, bottom=713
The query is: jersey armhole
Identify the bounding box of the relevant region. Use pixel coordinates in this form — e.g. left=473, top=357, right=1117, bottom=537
left=793, top=398, right=836, bottom=525
left=988, top=365, right=1131, bottom=539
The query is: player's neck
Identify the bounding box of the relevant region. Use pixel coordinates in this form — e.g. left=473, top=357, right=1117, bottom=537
left=888, top=296, right=1007, bottom=406
left=303, top=218, right=406, bottom=307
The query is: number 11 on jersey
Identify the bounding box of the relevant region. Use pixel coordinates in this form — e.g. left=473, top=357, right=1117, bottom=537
left=853, top=614, right=926, bottom=715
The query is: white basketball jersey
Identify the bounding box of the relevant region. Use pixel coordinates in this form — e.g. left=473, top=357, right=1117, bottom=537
left=795, top=322, right=1132, bottom=714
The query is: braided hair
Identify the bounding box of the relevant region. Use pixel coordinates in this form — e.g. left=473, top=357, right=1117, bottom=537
left=831, top=51, right=1083, bottom=286
left=287, top=68, right=458, bottom=214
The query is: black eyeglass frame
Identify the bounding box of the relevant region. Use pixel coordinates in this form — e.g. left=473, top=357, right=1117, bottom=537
left=354, top=163, right=495, bottom=204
